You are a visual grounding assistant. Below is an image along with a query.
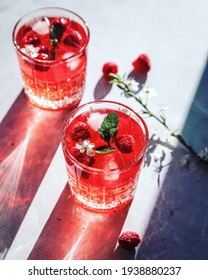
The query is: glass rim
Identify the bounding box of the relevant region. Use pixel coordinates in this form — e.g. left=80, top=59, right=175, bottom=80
left=61, top=100, right=149, bottom=173
left=12, top=6, right=90, bottom=64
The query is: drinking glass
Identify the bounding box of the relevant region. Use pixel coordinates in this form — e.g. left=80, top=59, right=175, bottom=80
left=61, top=100, right=149, bottom=211
left=13, top=7, right=90, bottom=110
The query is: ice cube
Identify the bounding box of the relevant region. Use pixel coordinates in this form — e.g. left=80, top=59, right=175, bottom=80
left=68, top=57, right=82, bottom=71
left=32, top=18, right=49, bottom=35
left=104, top=158, right=119, bottom=180
left=87, top=112, right=107, bottom=131
left=63, top=53, right=81, bottom=69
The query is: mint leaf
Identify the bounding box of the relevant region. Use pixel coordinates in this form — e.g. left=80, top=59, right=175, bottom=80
left=98, top=112, right=119, bottom=145
left=49, top=24, right=64, bottom=60
left=49, top=48, right=56, bottom=60
left=50, top=24, right=64, bottom=41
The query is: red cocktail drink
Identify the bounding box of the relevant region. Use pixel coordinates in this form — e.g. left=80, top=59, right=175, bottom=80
left=13, top=7, right=90, bottom=110
left=62, top=101, right=149, bottom=211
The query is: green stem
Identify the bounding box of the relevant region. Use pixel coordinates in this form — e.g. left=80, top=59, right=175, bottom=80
left=116, top=80, right=208, bottom=165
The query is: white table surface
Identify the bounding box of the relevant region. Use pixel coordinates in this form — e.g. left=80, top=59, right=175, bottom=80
left=0, top=0, right=208, bottom=260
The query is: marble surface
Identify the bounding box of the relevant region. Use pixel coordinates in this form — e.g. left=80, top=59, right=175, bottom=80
left=0, top=0, right=208, bottom=260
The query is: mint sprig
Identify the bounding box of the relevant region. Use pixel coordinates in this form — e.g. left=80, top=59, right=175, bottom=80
left=98, top=112, right=119, bottom=144
left=94, top=112, right=119, bottom=154
left=49, top=24, right=64, bottom=60
left=50, top=24, right=64, bottom=41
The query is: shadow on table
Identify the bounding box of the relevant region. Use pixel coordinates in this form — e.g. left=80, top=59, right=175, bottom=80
left=93, top=71, right=147, bottom=100
left=0, top=90, right=71, bottom=259
left=136, top=59, right=208, bottom=260
left=28, top=185, right=131, bottom=260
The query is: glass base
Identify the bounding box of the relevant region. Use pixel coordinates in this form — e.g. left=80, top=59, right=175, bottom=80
left=70, top=187, right=135, bottom=212
left=24, top=88, right=83, bottom=110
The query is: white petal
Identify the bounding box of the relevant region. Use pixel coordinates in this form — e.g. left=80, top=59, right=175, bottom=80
left=88, top=143, right=95, bottom=149
left=76, top=143, right=83, bottom=150
left=87, top=149, right=95, bottom=156
left=83, top=140, right=90, bottom=146
left=126, top=79, right=140, bottom=92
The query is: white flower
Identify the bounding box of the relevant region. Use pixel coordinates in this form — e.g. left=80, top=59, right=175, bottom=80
left=21, top=44, right=40, bottom=58
left=124, top=79, right=140, bottom=92
left=76, top=140, right=95, bottom=156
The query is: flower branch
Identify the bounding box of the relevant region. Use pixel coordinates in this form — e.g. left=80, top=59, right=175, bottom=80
left=109, top=73, right=208, bottom=165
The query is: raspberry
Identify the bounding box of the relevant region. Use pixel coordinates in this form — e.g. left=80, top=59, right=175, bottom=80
left=132, top=54, right=151, bottom=74
left=115, top=134, right=134, bottom=153
left=36, top=52, right=49, bottom=60
left=32, top=47, right=50, bottom=71
left=38, top=45, right=49, bottom=55
left=22, top=30, right=40, bottom=46
left=118, top=231, right=141, bottom=250
left=34, top=52, right=50, bottom=72
left=71, top=148, right=95, bottom=178
left=76, top=151, right=95, bottom=167
left=71, top=147, right=95, bottom=167
left=71, top=122, right=90, bottom=141
left=102, top=62, right=118, bottom=79
left=63, top=30, right=83, bottom=47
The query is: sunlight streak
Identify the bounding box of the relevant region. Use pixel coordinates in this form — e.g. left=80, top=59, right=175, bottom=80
left=0, top=130, right=31, bottom=221
left=63, top=225, right=89, bottom=260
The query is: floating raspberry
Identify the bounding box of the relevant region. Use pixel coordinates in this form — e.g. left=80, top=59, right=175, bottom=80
left=71, top=122, right=90, bottom=141
left=34, top=52, right=50, bottom=72
left=118, top=231, right=141, bottom=250
left=36, top=52, right=49, bottom=60
left=71, top=147, right=95, bottom=178
left=115, top=134, right=134, bottom=153
left=38, top=45, right=49, bottom=55
left=63, top=29, right=83, bottom=47
left=132, top=54, right=151, bottom=74
left=76, top=151, right=95, bottom=167
left=102, top=62, right=118, bottom=79
left=22, top=30, right=40, bottom=46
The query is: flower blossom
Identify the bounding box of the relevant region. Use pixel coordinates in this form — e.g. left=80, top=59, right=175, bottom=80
left=21, top=44, right=40, bottom=58
left=76, top=140, right=95, bottom=156
left=124, top=79, right=140, bottom=93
